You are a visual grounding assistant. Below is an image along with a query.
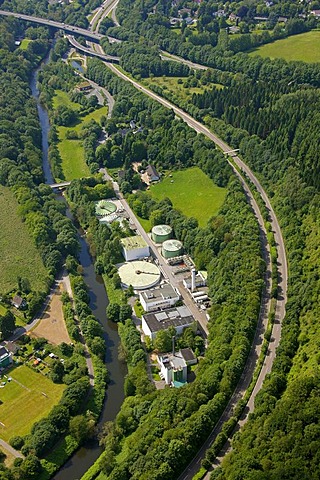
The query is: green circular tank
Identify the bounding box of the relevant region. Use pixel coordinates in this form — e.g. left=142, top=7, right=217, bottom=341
left=151, top=224, right=172, bottom=243
left=162, top=239, right=183, bottom=259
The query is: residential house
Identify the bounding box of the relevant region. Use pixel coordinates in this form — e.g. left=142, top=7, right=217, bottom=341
left=0, top=346, right=12, bottom=369
left=146, top=164, right=160, bottom=183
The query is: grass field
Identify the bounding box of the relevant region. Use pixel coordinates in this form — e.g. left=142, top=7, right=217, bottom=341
left=0, top=186, right=48, bottom=294
left=148, top=167, right=227, bottom=227
left=249, top=30, right=320, bottom=63
left=143, top=76, right=222, bottom=103
left=53, top=90, right=107, bottom=180
left=0, top=365, right=65, bottom=442
left=19, top=39, right=32, bottom=50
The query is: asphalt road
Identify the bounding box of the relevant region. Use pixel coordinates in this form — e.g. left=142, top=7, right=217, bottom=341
left=160, top=51, right=208, bottom=71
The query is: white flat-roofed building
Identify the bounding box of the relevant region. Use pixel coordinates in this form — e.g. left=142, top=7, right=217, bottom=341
left=158, top=348, right=196, bottom=386
left=139, top=283, right=180, bottom=312
left=121, top=235, right=150, bottom=261
left=142, top=305, right=196, bottom=340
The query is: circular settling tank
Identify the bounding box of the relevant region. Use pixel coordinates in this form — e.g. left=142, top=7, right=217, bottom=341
left=151, top=224, right=172, bottom=243
left=95, top=200, right=117, bottom=217
left=118, top=261, right=161, bottom=290
left=162, top=239, right=183, bottom=259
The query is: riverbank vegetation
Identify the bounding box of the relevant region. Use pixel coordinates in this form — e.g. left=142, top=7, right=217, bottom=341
left=38, top=61, right=108, bottom=180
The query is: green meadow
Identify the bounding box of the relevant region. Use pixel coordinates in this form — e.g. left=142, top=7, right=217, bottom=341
left=249, top=30, right=320, bottom=63
left=0, top=365, right=64, bottom=442
left=0, top=186, right=48, bottom=294
left=53, top=90, right=107, bottom=180
left=148, top=167, right=227, bottom=227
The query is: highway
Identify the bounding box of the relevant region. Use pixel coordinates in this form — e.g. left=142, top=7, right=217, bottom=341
left=160, top=51, right=208, bottom=71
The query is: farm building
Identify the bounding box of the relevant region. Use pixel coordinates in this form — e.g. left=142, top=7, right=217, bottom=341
left=139, top=283, right=180, bottom=312
left=142, top=305, right=196, bottom=340
left=121, top=235, right=150, bottom=261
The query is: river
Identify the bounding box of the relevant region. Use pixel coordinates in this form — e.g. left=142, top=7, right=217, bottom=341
left=30, top=54, right=126, bottom=479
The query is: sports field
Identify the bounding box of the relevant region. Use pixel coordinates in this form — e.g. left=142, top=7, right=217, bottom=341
left=0, top=186, right=48, bottom=293
left=249, top=30, right=320, bottom=63
left=148, top=167, right=227, bottom=227
left=0, top=365, right=65, bottom=442
left=53, top=90, right=107, bottom=180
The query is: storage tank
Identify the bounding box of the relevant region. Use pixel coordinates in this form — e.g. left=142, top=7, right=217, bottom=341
left=151, top=224, right=172, bottom=243
left=162, top=239, right=183, bottom=259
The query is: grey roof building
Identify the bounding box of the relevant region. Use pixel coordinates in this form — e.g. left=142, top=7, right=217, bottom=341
left=142, top=305, right=196, bottom=340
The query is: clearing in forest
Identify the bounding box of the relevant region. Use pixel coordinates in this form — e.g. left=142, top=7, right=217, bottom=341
left=148, top=167, right=227, bottom=227
left=53, top=90, right=107, bottom=180
left=0, top=186, right=48, bottom=294
left=249, top=30, right=320, bottom=63
left=143, top=76, right=223, bottom=103
left=0, top=365, right=64, bottom=442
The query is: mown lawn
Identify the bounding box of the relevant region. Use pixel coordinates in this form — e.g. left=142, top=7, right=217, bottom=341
left=0, top=365, right=65, bottom=442
left=19, top=39, right=32, bottom=50
left=148, top=167, right=227, bottom=227
left=53, top=90, right=107, bottom=180
left=249, top=30, right=320, bottom=63
left=0, top=186, right=48, bottom=294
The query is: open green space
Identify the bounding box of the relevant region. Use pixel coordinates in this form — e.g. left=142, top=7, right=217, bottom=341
left=249, top=30, right=320, bottom=63
left=19, top=39, right=32, bottom=50
left=0, top=365, right=65, bottom=442
left=0, top=186, right=48, bottom=294
left=148, top=167, right=227, bottom=227
left=143, top=76, right=222, bottom=103
left=53, top=90, right=107, bottom=180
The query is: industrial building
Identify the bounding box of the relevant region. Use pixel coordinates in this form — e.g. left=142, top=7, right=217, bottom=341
left=158, top=348, right=197, bottom=387
left=142, top=305, right=196, bottom=340
left=183, top=269, right=207, bottom=291
left=162, top=239, right=183, bottom=259
left=118, top=260, right=161, bottom=290
left=121, top=235, right=150, bottom=261
left=139, top=283, right=180, bottom=312
left=151, top=224, right=172, bottom=243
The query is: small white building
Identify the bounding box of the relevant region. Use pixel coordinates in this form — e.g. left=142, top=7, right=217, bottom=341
left=142, top=305, right=196, bottom=340
left=121, top=235, right=150, bottom=262
left=158, top=348, right=196, bottom=387
left=139, top=283, right=180, bottom=312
